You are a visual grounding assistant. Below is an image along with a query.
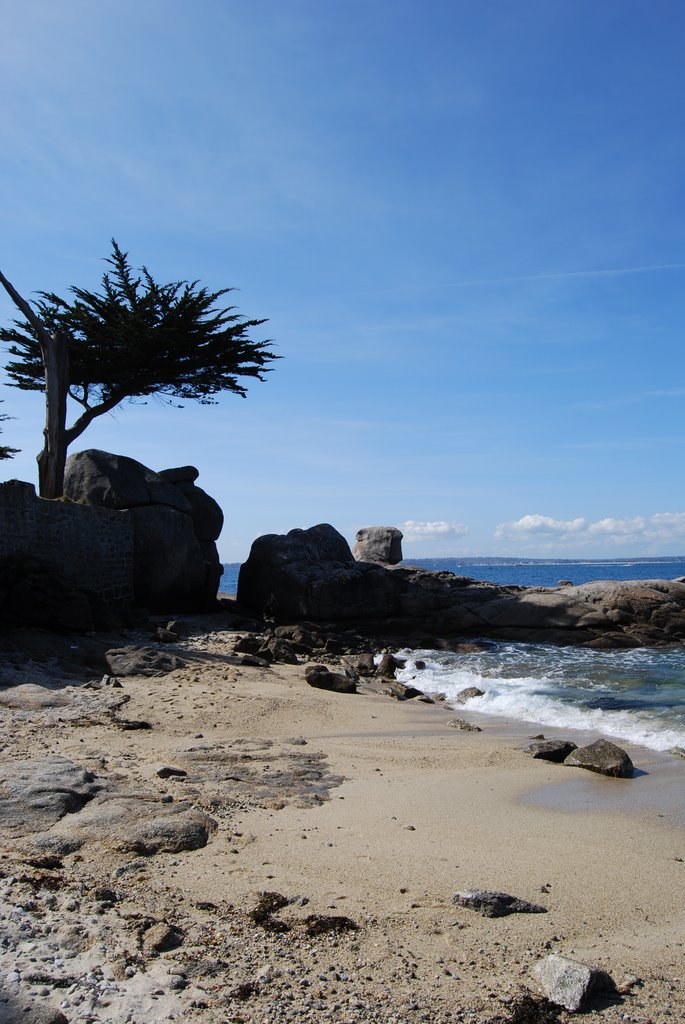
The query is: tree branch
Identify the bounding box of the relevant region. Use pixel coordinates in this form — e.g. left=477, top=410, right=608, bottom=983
left=64, top=391, right=125, bottom=447
left=0, top=269, right=50, bottom=344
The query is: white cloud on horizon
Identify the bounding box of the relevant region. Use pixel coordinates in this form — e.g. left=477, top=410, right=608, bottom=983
left=495, top=514, right=586, bottom=538
left=402, top=519, right=468, bottom=541
left=495, top=512, right=685, bottom=550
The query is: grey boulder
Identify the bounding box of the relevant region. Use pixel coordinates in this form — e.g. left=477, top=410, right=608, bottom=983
left=122, top=809, right=217, bottom=855
left=527, top=739, right=578, bottom=762
left=158, top=465, right=200, bottom=484
left=64, top=449, right=191, bottom=513
left=454, top=686, right=485, bottom=704
left=305, top=664, right=357, bottom=693
left=105, top=645, right=186, bottom=676
left=63, top=449, right=224, bottom=612
left=131, top=505, right=216, bottom=611
left=563, top=739, right=634, bottom=778
left=534, top=953, right=617, bottom=1011
left=0, top=757, right=101, bottom=836
left=353, top=526, right=403, bottom=564
left=453, top=889, right=547, bottom=917
left=184, top=484, right=224, bottom=541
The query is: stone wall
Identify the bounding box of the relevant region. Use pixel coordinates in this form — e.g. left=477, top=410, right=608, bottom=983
left=0, top=480, right=134, bottom=606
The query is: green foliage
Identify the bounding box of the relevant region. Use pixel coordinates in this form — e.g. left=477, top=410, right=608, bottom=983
left=0, top=240, right=278, bottom=414
left=0, top=403, right=19, bottom=461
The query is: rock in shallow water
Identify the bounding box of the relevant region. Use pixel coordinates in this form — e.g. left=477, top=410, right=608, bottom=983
left=454, top=686, right=485, bottom=704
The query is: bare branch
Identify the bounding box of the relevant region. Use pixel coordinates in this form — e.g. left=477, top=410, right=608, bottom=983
left=0, top=269, right=50, bottom=344
left=64, top=391, right=125, bottom=447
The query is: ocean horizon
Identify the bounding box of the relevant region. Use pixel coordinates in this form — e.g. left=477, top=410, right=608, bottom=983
left=221, top=554, right=685, bottom=595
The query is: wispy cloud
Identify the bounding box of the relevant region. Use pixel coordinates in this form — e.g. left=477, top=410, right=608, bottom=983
left=431, top=263, right=685, bottom=291
left=572, top=388, right=685, bottom=412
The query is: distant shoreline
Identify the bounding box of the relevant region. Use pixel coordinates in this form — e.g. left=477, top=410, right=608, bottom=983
left=404, top=554, right=685, bottom=566
left=221, top=554, right=685, bottom=568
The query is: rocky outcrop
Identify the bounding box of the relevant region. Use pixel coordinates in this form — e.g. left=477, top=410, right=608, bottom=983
left=64, top=450, right=223, bottom=612
left=353, top=526, right=403, bottom=564
left=237, top=523, right=685, bottom=647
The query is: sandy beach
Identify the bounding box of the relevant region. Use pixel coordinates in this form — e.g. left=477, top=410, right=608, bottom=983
left=1, top=610, right=684, bottom=1024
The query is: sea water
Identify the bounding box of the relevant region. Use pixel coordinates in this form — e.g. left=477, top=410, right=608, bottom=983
left=221, top=557, right=685, bottom=753
left=395, top=643, right=685, bottom=753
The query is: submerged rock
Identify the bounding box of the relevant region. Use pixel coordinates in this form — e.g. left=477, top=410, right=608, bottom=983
left=383, top=680, right=425, bottom=701
left=454, top=686, right=485, bottom=704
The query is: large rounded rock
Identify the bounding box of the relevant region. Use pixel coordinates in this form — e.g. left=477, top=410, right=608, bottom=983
left=353, top=526, right=403, bottom=564
left=63, top=450, right=225, bottom=611
left=305, top=664, right=357, bottom=693
left=563, top=738, right=634, bottom=778
left=158, top=465, right=200, bottom=484
left=131, top=506, right=215, bottom=611
left=64, top=449, right=190, bottom=513
left=534, top=954, right=616, bottom=1011
left=185, top=485, right=224, bottom=541
left=238, top=524, right=402, bottom=620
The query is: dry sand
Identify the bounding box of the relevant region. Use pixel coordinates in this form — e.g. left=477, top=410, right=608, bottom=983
left=1, top=611, right=684, bottom=1023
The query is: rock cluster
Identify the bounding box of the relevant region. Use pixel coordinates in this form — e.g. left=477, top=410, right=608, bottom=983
left=238, top=523, right=685, bottom=648
left=526, top=736, right=634, bottom=778
left=64, top=450, right=223, bottom=612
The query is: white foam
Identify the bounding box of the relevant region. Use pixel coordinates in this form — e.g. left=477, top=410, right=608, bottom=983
left=397, top=655, right=685, bottom=753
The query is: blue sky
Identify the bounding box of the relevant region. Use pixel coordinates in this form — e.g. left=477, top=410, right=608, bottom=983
left=2, top=0, right=685, bottom=561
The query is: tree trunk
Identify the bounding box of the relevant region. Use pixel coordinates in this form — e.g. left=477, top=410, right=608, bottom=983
left=0, top=270, right=72, bottom=499
left=36, top=330, right=69, bottom=498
